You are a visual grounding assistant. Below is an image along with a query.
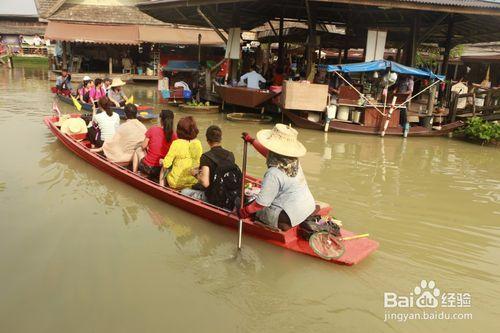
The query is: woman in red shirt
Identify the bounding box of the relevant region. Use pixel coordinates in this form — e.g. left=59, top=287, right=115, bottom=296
left=132, top=109, right=177, bottom=180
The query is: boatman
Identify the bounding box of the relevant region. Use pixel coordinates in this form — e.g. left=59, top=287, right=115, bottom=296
left=238, top=65, right=266, bottom=89
left=55, top=68, right=73, bottom=94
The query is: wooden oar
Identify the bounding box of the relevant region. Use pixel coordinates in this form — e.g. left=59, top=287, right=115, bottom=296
left=340, top=233, right=370, bottom=241
left=238, top=140, right=248, bottom=250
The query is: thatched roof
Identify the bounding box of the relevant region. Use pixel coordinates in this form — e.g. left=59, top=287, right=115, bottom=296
left=0, top=21, right=46, bottom=35
left=48, top=3, right=167, bottom=25
left=34, top=0, right=65, bottom=18
left=36, top=1, right=167, bottom=25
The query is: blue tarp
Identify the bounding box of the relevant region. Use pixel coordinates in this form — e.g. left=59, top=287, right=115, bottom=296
left=164, top=60, right=200, bottom=72
left=326, top=60, right=444, bottom=80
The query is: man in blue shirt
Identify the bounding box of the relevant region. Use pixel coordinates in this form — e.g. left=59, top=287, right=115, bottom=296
left=239, top=65, right=266, bottom=89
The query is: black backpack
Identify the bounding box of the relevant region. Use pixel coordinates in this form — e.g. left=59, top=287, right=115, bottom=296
left=298, top=215, right=341, bottom=240
left=205, top=153, right=242, bottom=211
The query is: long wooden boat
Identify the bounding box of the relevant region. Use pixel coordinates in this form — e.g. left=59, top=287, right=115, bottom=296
left=215, top=85, right=277, bottom=109
left=284, top=109, right=464, bottom=137
left=56, top=93, right=156, bottom=121
left=44, top=114, right=379, bottom=266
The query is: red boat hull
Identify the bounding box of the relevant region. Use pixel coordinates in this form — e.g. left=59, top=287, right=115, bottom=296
left=284, top=109, right=463, bottom=137
left=44, top=115, right=378, bottom=265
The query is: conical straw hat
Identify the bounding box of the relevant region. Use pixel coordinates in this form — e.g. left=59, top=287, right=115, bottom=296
left=256, top=123, right=306, bottom=157
left=110, top=78, right=126, bottom=88
left=60, top=117, right=88, bottom=135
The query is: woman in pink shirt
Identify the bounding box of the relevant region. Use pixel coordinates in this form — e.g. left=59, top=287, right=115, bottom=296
left=89, top=78, right=106, bottom=108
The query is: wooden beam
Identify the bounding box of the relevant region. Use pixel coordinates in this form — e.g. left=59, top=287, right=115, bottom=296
left=197, top=6, right=228, bottom=43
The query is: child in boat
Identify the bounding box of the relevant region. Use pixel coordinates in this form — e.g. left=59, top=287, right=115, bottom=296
left=90, top=104, right=146, bottom=164
left=108, top=78, right=128, bottom=107
left=77, top=76, right=93, bottom=103
left=132, top=109, right=177, bottom=180
left=240, top=124, right=315, bottom=231
left=159, top=116, right=202, bottom=189
left=181, top=125, right=240, bottom=210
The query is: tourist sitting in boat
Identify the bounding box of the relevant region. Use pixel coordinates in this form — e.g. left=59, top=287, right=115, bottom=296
left=239, top=124, right=315, bottom=231
left=238, top=65, right=266, bottom=89
left=77, top=76, right=93, bottom=103
left=103, top=78, right=112, bottom=95
left=55, top=68, right=72, bottom=95
left=108, top=78, right=128, bottom=107
left=87, top=96, right=120, bottom=148
left=181, top=125, right=240, bottom=210
left=89, top=78, right=107, bottom=108
left=90, top=104, right=146, bottom=164
left=159, top=116, right=202, bottom=189
left=132, top=109, right=177, bottom=180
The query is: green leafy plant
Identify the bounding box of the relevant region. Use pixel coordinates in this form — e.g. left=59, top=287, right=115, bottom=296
left=460, top=117, right=500, bottom=144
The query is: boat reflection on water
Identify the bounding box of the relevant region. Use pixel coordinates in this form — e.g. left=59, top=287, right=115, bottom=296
left=38, top=139, right=264, bottom=271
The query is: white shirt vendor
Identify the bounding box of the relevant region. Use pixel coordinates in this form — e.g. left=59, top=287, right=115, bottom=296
left=239, top=70, right=266, bottom=89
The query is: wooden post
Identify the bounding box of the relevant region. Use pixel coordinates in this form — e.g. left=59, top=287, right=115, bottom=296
left=306, top=26, right=317, bottom=78
left=197, top=33, right=202, bottom=63
left=448, top=91, right=458, bottom=123
left=441, top=15, right=454, bottom=78
left=278, top=14, right=284, bottom=69
left=62, top=41, right=67, bottom=69
left=318, top=43, right=322, bottom=65
left=305, top=0, right=316, bottom=78
left=109, top=57, right=113, bottom=75
left=425, top=84, right=436, bottom=129
left=406, top=15, right=419, bottom=66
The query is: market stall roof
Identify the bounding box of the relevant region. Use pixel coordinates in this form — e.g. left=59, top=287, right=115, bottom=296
left=138, top=26, right=224, bottom=45
left=45, top=21, right=225, bottom=45
left=137, top=0, right=500, bottom=45
left=327, top=60, right=445, bottom=80
left=45, top=21, right=140, bottom=45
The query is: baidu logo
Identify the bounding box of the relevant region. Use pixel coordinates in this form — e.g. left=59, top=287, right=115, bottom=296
left=383, top=280, right=472, bottom=322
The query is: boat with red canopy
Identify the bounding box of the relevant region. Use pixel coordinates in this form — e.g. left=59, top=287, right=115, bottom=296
left=44, top=114, right=379, bottom=266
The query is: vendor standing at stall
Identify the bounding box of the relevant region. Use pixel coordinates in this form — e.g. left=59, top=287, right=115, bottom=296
left=394, top=76, right=414, bottom=96
left=239, top=65, right=266, bottom=89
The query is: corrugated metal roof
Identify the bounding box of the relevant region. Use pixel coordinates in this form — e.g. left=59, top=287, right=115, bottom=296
left=396, top=0, right=500, bottom=9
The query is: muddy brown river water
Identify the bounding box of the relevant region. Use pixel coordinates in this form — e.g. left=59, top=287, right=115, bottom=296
left=0, top=65, right=499, bottom=333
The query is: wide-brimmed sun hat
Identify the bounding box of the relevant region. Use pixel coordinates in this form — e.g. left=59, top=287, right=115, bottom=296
left=83, top=75, right=92, bottom=81
left=110, top=78, right=126, bottom=88
left=60, top=117, right=88, bottom=136
left=256, top=123, right=306, bottom=157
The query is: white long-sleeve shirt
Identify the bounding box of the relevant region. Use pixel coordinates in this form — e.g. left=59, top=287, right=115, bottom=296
left=239, top=71, right=266, bottom=89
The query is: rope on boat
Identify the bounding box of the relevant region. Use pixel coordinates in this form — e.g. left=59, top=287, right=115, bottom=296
left=394, top=78, right=444, bottom=110
left=333, top=71, right=386, bottom=116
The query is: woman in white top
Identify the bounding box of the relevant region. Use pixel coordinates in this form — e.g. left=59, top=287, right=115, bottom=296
left=88, top=96, right=120, bottom=147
